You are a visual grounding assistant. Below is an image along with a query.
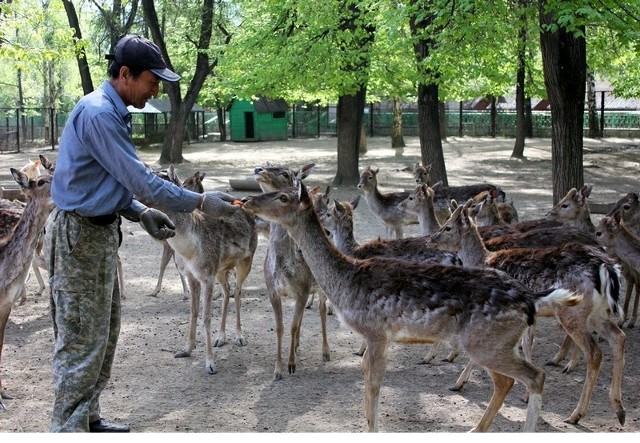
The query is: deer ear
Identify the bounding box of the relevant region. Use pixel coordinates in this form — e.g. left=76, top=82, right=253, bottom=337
left=351, top=194, right=360, bottom=209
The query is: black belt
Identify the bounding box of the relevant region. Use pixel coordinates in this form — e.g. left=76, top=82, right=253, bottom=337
left=77, top=212, right=119, bottom=226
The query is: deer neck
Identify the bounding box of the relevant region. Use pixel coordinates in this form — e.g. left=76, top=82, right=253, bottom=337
left=419, top=200, right=441, bottom=236
left=612, top=224, right=640, bottom=265
left=1, top=197, right=52, bottom=290
left=284, top=207, right=353, bottom=305
left=331, top=220, right=360, bottom=256
left=573, top=209, right=596, bottom=235
left=459, top=226, right=490, bottom=268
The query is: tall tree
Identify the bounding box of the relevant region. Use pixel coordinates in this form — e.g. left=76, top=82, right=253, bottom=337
left=142, top=0, right=231, bottom=164
left=62, top=0, right=93, bottom=95
left=333, top=1, right=376, bottom=186
left=409, top=0, right=447, bottom=186
left=539, top=0, right=586, bottom=204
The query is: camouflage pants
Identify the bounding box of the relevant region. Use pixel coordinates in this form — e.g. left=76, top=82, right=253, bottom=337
left=44, top=209, right=121, bottom=432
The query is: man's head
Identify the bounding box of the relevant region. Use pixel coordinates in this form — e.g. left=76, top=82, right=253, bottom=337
left=107, top=35, right=180, bottom=82
left=107, top=35, right=180, bottom=109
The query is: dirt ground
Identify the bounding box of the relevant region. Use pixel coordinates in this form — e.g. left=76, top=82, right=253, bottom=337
left=1, top=135, right=640, bottom=435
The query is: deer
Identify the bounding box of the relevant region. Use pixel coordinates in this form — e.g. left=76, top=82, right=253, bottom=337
left=426, top=200, right=627, bottom=426
left=600, top=192, right=640, bottom=328
left=305, top=185, right=333, bottom=312
left=412, top=162, right=515, bottom=224
left=144, top=169, right=205, bottom=301
left=596, top=207, right=640, bottom=329
left=253, top=163, right=331, bottom=380
left=0, top=170, right=54, bottom=408
left=151, top=165, right=258, bottom=375
left=356, top=166, right=417, bottom=239
left=397, top=182, right=444, bottom=236
left=242, top=181, right=580, bottom=432
left=319, top=194, right=462, bottom=363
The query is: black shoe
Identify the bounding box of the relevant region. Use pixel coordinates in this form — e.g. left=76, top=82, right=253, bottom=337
left=89, top=418, right=131, bottom=433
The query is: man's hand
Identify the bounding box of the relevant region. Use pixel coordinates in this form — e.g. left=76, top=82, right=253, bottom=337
left=139, top=208, right=176, bottom=240
left=199, top=191, right=241, bottom=218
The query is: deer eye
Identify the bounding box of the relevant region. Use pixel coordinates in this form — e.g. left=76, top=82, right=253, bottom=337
left=279, top=195, right=289, bottom=203
left=282, top=172, right=290, bottom=179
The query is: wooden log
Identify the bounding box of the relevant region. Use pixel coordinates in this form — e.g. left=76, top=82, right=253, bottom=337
left=0, top=187, right=26, bottom=202
left=589, top=201, right=616, bottom=215
left=229, top=177, right=261, bottom=192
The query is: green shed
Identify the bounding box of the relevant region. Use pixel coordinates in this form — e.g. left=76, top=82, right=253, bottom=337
left=228, top=97, right=289, bottom=142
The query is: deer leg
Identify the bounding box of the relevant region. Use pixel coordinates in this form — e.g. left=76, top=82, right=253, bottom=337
left=449, top=357, right=474, bottom=391
left=628, top=280, right=640, bottom=328
left=355, top=340, right=367, bottom=356
left=270, top=292, right=285, bottom=381
left=214, top=271, right=231, bottom=348
left=175, top=277, right=200, bottom=359
left=361, top=338, right=388, bottom=432
left=147, top=243, right=174, bottom=297
left=305, top=293, right=314, bottom=309
left=470, top=370, right=515, bottom=432
left=422, top=342, right=441, bottom=364
left=562, top=340, right=582, bottom=374
left=231, top=259, right=253, bottom=346
left=596, top=320, right=627, bottom=425
left=288, top=295, right=309, bottom=375
left=318, top=291, right=330, bottom=362
left=0, top=303, right=14, bottom=405
left=444, top=342, right=460, bottom=362
left=547, top=334, right=574, bottom=368
left=202, top=280, right=217, bottom=375
left=562, top=328, right=602, bottom=425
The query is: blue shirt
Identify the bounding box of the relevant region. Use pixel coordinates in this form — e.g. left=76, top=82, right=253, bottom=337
left=52, top=80, right=200, bottom=216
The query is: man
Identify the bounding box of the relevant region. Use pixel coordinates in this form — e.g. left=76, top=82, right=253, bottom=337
left=44, top=35, right=238, bottom=432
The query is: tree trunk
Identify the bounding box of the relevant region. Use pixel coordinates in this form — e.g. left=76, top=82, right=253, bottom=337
left=417, top=83, right=447, bottom=186
left=439, top=101, right=447, bottom=141
left=359, top=122, right=368, bottom=155
left=586, top=69, right=600, bottom=138
left=391, top=96, right=405, bottom=149
left=512, top=29, right=527, bottom=158
left=62, top=0, right=94, bottom=95
left=539, top=1, right=586, bottom=205
left=410, top=1, right=447, bottom=186
left=489, top=95, right=497, bottom=138
left=217, top=107, right=226, bottom=141
left=525, top=97, right=533, bottom=137
left=333, top=91, right=365, bottom=186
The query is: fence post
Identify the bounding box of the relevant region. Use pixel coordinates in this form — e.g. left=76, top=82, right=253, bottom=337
left=16, top=108, right=21, bottom=152
left=50, top=107, right=56, bottom=150
left=600, top=91, right=605, bottom=137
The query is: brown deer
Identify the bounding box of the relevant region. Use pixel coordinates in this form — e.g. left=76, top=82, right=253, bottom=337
left=602, top=192, right=640, bottom=328
left=0, top=170, right=54, bottom=408
left=253, top=163, right=331, bottom=380
left=320, top=194, right=462, bottom=363
left=151, top=165, right=258, bottom=375
left=595, top=209, right=640, bottom=329
left=357, top=166, right=417, bottom=239
left=242, top=182, right=579, bottom=432
left=426, top=200, right=626, bottom=426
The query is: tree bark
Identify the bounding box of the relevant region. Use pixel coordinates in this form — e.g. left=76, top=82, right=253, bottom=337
left=586, top=69, right=600, bottom=138
left=216, top=107, right=226, bottom=141
left=62, top=0, right=94, bottom=95
left=512, top=23, right=527, bottom=158
left=410, top=2, right=447, bottom=186
left=391, top=96, right=406, bottom=148
left=489, top=95, right=497, bottom=138
left=539, top=1, right=586, bottom=205
left=333, top=90, right=366, bottom=186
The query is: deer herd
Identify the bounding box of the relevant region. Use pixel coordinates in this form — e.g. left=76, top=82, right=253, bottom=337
left=0, top=151, right=639, bottom=433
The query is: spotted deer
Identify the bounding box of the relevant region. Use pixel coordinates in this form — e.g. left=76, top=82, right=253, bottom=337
left=151, top=165, right=258, bottom=375
left=242, top=182, right=579, bottom=432
left=357, top=166, right=417, bottom=239
left=319, top=194, right=462, bottom=363
left=0, top=170, right=54, bottom=408
left=426, top=200, right=626, bottom=426
left=253, top=163, right=331, bottom=380
left=596, top=208, right=640, bottom=329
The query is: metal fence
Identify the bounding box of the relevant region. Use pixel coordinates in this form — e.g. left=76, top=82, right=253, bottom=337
left=2, top=106, right=639, bottom=153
